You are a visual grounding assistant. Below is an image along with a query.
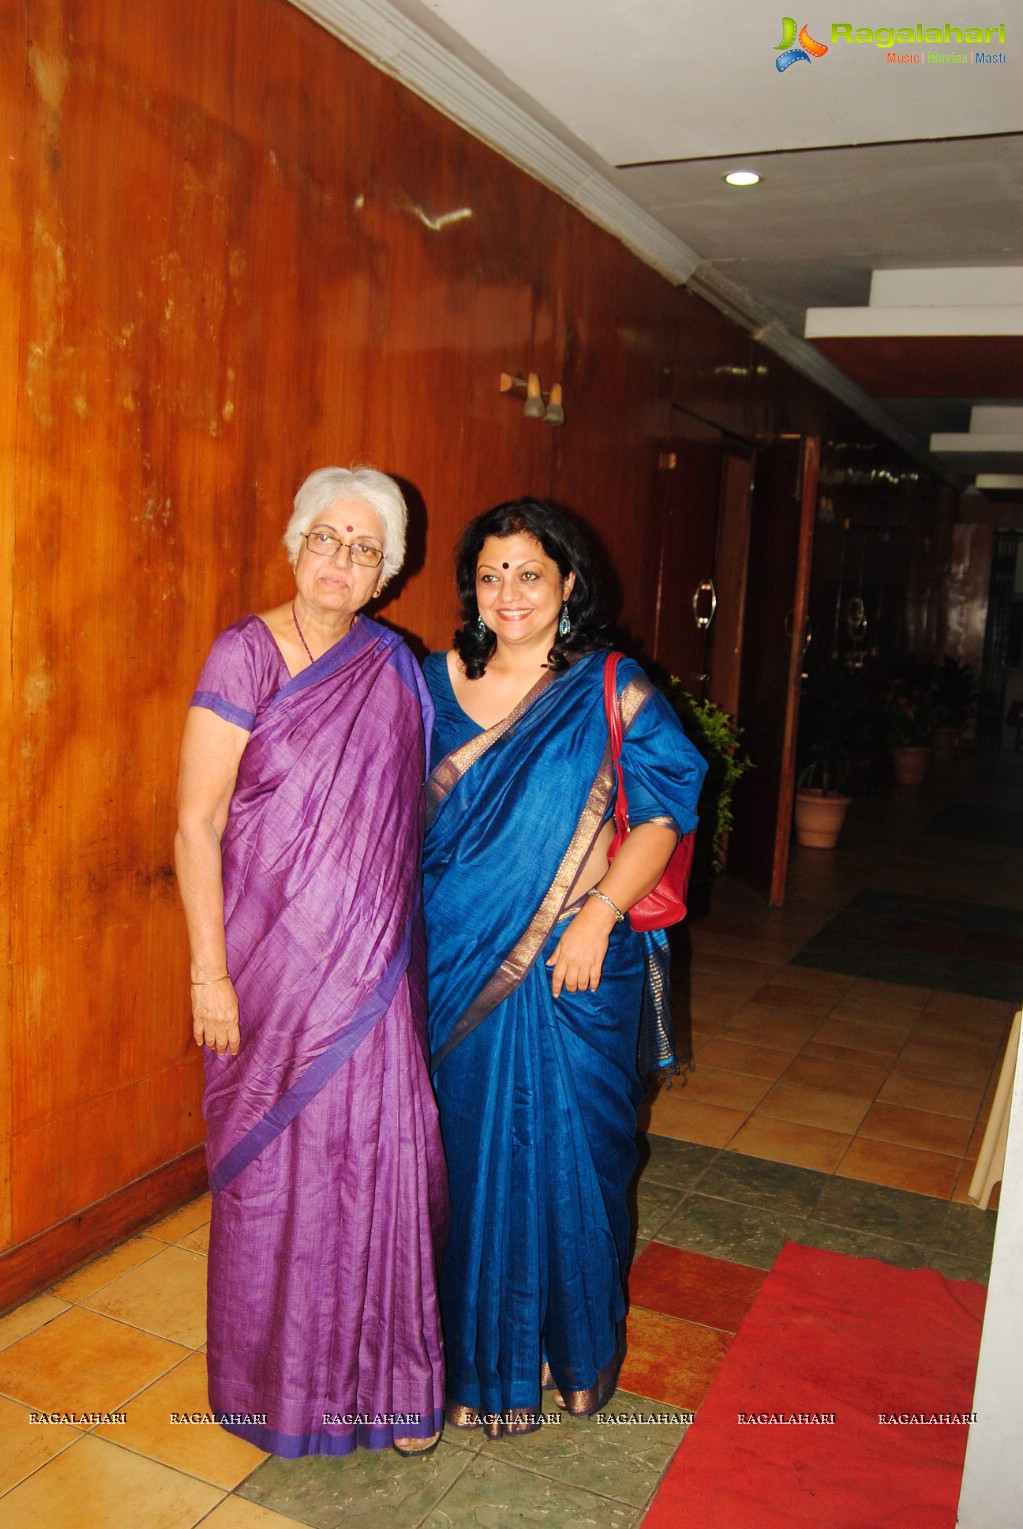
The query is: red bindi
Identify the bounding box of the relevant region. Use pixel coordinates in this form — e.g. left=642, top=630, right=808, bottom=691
left=346, top=525, right=354, bottom=533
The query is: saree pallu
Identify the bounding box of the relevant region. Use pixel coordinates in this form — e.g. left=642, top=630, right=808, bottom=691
left=196, top=615, right=447, bottom=1456
left=423, top=651, right=706, bottom=1429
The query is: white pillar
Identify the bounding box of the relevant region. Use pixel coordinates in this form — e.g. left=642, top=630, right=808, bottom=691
left=957, top=1010, right=1023, bottom=1528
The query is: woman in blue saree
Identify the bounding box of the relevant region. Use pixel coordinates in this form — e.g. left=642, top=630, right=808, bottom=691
left=423, top=499, right=706, bottom=1437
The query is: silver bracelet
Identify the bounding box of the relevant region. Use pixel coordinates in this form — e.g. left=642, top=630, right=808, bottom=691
left=588, top=886, right=625, bottom=923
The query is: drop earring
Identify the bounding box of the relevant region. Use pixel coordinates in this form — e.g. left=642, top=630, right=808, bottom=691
left=558, top=603, right=571, bottom=638
left=476, top=615, right=487, bottom=640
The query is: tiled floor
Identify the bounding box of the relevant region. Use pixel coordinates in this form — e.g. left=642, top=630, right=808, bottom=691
left=647, top=749, right=1021, bottom=1205
left=647, top=953, right=1009, bottom=1199
left=0, top=747, right=1014, bottom=1526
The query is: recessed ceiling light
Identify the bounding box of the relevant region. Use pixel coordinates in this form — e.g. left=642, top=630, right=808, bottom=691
left=723, top=170, right=761, bottom=187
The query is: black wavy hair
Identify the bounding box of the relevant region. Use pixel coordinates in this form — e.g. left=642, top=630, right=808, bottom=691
left=453, top=498, right=607, bottom=678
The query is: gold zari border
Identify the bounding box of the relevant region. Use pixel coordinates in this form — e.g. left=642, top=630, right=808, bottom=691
left=541, top=1338, right=625, bottom=1417
left=428, top=657, right=659, bottom=1071
left=425, top=668, right=555, bottom=828
left=443, top=1340, right=626, bottom=1439
left=619, top=671, right=654, bottom=732
left=431, top=744, right=614, bottom=1069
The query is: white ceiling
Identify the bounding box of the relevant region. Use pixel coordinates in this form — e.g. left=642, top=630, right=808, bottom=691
left=401, top=0, right=1019, bottom=162
left=294, top=0, right=1023, bottom=483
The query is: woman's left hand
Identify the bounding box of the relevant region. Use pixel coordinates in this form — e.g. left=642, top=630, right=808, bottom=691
left=546, top=897, right=618, bottom=997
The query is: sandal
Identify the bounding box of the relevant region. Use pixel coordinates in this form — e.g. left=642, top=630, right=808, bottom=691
left=393, top=1431, right=441, bottom=1457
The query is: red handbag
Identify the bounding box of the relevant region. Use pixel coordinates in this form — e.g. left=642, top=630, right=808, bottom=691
left=603, top=652, right=695, bottom=932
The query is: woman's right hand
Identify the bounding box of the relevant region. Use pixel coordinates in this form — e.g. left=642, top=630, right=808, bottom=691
left=191, top=978, right=241, bottom=1056
left=176, top=705, right=251, bottom=1059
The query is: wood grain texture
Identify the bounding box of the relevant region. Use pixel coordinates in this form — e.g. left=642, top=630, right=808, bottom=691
left=0, top=0, right=24, bottom=1257
left=0, top=1148, right=207, bottom=1314
left=0, top=0, right=947, bottom=1298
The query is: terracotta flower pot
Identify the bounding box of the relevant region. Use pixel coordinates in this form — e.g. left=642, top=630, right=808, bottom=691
left=932, top=725, right=958, bottom=765
left=890, top=745, right=932, bottom=785
left=794, top=789, right=852, bottom=849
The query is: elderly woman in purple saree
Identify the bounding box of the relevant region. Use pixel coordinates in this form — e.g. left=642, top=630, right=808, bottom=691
left=175, top=468, right=446, bottom=1458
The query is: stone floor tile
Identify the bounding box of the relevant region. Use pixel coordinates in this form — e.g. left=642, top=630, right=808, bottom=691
left=692, top=1152, right=828, bottom=1217
left=83, top=1245, right=207, bottom=1350
left=0, top=1305, right=189, bottom=1414
left=0, top=1434, right=222, bottom=1529
left=419, top=1451, right=639, bottom=1529
left=239, top=1440, right=471, bottom=1529
left=617, top=1309, right=730, bottom=1412
left=0, top=1394, right=82, bottom=1495
left=93, top=1352, right=267, bottom=1488
left=628, top=1243, right=764, bottom=1332
left=655, top=1195, right=807, bottom=1270
left=0, top=1293, right=70, bottom=1353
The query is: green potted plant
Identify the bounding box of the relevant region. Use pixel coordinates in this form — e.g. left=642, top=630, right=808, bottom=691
left=931, top=655, right=977, bottom=761
left=884, top=677, right=939, bottom=785
left=794, top=756, right=854, bottom=849
left=661, top=680, right=754, bottom=912
left=792, top=667, right=869, bottom=848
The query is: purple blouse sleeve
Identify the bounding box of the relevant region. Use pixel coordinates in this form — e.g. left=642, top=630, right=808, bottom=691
left=191, top=618, right=279, bottom=730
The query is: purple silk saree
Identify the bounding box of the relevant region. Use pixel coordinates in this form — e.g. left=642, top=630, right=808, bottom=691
left=192, top=614, right=446, bottom=1456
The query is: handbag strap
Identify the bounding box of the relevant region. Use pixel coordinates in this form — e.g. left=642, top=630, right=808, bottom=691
left=602, top=651, right=629, bottom=833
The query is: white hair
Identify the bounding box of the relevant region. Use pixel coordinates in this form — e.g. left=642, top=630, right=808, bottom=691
left=283, top=466, right=408, bottom=589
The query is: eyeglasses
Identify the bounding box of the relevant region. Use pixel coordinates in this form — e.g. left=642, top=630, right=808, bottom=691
left=301, top=531, right=384, bottom=568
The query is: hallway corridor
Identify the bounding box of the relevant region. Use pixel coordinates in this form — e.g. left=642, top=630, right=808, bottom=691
left=0, top=748, right=1016, bottom=1527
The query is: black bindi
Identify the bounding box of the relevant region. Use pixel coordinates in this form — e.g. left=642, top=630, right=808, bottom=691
left=502, top=561, right=509, bottom=569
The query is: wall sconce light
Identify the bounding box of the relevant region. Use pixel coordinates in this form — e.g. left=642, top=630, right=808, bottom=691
left=500, top=371, right=565, bottom=426
left=523, top=371, right=546, bottom=419
left=544, top=383, right=565, bottom=426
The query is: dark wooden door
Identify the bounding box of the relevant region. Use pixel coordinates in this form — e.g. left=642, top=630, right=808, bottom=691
left=728, top=437, right=820, bottom=904
left=707, top=448, right=754, bottom=722
left=652, top=414, right=723, bottom=696
left=978, top=530, right=1019, bottom=747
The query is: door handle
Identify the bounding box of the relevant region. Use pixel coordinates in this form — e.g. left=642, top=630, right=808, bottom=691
left=693, top=579, right=717, bottom=630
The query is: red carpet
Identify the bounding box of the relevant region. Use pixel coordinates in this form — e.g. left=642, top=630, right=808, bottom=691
left=642, top=1242, right=985, bottom=1529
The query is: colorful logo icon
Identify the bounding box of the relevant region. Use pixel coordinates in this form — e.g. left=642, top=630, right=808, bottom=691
left=775, top=17, right=829, bottom=70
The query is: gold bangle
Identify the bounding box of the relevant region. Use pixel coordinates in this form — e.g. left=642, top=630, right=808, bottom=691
left=191, top=974, right=230, bottom=986
left=588, top=887, right=625, bottom=923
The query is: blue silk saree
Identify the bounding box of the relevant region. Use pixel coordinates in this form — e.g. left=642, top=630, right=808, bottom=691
left=192, top=615, right=447, bottom=1456
left=422, top=650, right=706, bottom=1431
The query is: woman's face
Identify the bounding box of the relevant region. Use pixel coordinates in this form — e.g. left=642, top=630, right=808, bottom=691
left=476, top=532, right=575, bottom=652
left=294, top=499, right=386, bottom=624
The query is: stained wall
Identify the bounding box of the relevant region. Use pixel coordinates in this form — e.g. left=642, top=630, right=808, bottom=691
left=0, top=0, right=936, bottom=1299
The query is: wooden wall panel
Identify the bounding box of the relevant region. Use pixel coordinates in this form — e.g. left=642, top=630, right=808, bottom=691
left=0, top=0, right=26, bottom=1253
left=2, top=0, right=706, bottom=1283
left=541, top=211, right=676, bottom=653
left=0, top=0, right=938, bottom=1300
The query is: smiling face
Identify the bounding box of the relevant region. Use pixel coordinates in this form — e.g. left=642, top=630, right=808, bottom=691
left=293, top=498, right=386, bottom=627
left=475, top=532, right=575, bottom=654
